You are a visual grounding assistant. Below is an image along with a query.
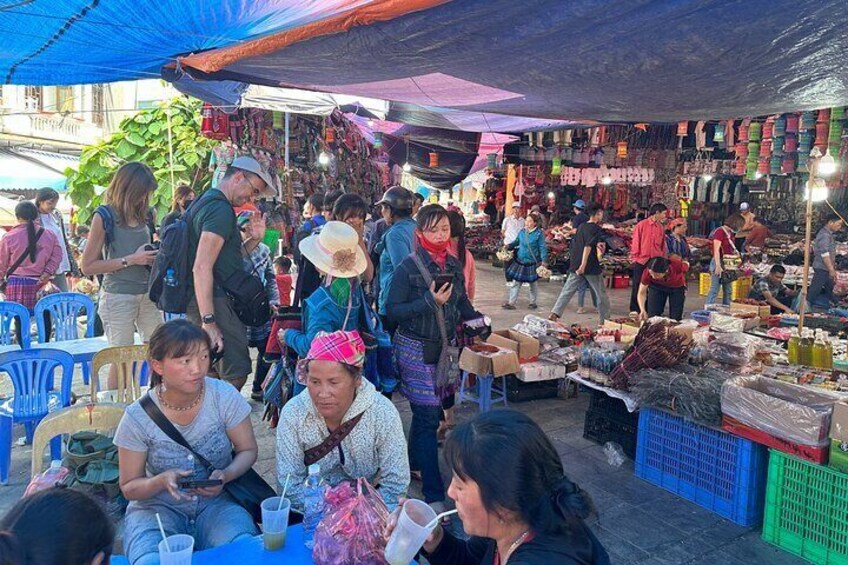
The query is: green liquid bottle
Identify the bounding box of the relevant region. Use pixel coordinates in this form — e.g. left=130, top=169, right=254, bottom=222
left=812, top=330, right=828, bottom=369
left=799, top=329, right=814, bottom=367
left=788, top=330, right=801, bottom=365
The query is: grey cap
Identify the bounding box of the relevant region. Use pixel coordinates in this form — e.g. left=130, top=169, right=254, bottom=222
left=230, top=156, right=275, bottom=197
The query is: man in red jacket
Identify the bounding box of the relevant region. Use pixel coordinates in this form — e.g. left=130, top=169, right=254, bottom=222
left=629, top=203, right=668, bottom=313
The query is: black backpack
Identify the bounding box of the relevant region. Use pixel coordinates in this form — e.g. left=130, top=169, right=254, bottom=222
left=148, top=198, right=212, bottom=314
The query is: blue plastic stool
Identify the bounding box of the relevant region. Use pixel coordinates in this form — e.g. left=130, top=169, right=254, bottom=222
left=0, top=349, right=75, bottom=484
left=34, top=293, right=96, bottom=384
left=0, top=301, right=31, bottom=348
left=458, top=371, right=508, bottom=413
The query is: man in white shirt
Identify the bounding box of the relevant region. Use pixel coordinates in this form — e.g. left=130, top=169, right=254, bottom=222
left=501, top=203, right=524, bottom=246
left=501, top=203, right=524, bottom=283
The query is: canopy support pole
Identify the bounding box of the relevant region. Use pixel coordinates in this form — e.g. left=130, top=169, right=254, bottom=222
left=798, top=150, right=820, bottom=332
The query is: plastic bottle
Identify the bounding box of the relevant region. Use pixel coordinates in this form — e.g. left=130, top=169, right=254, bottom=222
left=302, top=463, right=326, bottom=549
left=164, top=267, right=178, bottom=287
left=799, top=329, right=814, bottom=367
left=604, top=442, right=626, bottom=467
left=787, top=329, right=801, bottom=365
left=24, top=460, right=69, bottom=496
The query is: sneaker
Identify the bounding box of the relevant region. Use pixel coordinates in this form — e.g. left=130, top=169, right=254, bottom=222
left=528, top=303, right=538, bottom=309
left=549, top=313, right=560, bottom=321
left=502, top=303, right=516, bottom=310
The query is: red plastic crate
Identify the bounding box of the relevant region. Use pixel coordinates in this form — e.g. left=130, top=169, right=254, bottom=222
left=613, top=275, right=631, bottom=289
left=722, top=416, right=829, bottom=465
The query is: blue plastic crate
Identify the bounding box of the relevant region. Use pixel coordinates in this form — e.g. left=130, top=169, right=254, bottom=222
left=635, top=408, right=769, bottom=526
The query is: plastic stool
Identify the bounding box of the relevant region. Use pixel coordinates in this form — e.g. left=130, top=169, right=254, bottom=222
left=458, top=371, right=508, bottom=413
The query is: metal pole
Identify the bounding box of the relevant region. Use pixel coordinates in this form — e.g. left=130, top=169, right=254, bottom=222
left=798, top=149, right=820, bottom=332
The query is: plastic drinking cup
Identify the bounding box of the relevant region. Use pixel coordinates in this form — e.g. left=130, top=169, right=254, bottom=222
left=384, top=500, right=438, bottom=565
left=261, top=497, right=290, bottom=551
left=158, top=534, right=194, bottom=565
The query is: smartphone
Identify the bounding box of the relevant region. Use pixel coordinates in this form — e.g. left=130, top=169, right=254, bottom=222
left=143, top=241, right=160, bottom=251
left=433, top=274, right=453, bottom=290
left=178, top=478, right=223, bottom=489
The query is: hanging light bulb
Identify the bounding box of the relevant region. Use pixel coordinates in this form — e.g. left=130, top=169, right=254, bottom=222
left=402, top=135, right=412, bottom=173
left=547, top=192, right=555, bottom=199
left=403, top=162, right=412, bottom=173
left=702, top=173, right=713, bottom=182
left=318, top=151, right=331, bottom=167
left=754, top=171, right=763, bottom=180
left=819, top=149, right=838, bottom=176
left=601, top=175, right=613, bottom=185
left=805, top=178, right=829, bottom=202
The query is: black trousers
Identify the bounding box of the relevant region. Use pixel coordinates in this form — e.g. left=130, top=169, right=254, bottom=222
left=630, top=263, right=646, bottom=313
left=646, top=285, right=686, bottom=321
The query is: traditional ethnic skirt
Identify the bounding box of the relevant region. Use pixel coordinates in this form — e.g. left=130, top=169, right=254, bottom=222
left=505, top=260, right=539, bottom=283
left=393, top=331, right=443, bottom=406
left=5, top=276, right=40, bottom=311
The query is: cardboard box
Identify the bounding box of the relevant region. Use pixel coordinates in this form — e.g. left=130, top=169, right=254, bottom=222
left=829, top=439, right=848, bottom=475
left=517, top=361, right=567, bottom=383
left=459, top=345, right=520, bottom=377
left=487, top=330, right=540, bottom=362
left=830, top=401, right=848, bottom=443
left=731, top=302, right=770, bottom=321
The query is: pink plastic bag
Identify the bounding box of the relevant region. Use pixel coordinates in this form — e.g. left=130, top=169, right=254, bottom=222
left=312, top=478, right=390, bottom=565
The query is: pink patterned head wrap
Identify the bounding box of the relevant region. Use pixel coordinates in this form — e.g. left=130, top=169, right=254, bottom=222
left=296, top=330, right=365, bottom=384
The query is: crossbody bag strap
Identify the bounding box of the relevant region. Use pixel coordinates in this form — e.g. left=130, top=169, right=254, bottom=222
left=411, top=252, right=450, bottom=348
left=303, top=412, right=365, bottom=467
left=140, top=394, right=216, bottom=472
left=4, top=228, right=45, bottom=280
left=525, top=231, right=539, bottom=264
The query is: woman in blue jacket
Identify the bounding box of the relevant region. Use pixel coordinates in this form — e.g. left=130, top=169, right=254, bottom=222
left=503, top=212, right=548, bottom=310
left=279, top=221, right=368, bottom=363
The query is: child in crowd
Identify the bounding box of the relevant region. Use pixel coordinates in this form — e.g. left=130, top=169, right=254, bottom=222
left=274, top=256, right=293, bottom=308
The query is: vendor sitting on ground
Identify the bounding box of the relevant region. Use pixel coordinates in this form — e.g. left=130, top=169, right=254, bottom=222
left=636, top=256, right=689, bottom=321
left=276, top=330, right=409, bottom=514
left=749, top=265, right=797, bottom=315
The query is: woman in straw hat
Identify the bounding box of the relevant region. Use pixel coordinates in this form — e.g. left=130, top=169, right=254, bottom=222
left=279, top=221, right=369, bottom=363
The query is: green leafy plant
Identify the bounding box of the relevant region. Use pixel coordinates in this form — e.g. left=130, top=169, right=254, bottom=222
left=66, top=97, right=214, bottom=223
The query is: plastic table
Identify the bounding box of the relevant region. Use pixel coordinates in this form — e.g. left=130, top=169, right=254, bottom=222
left=566, top=371, right=639, bottom=412
left=0, top=336, right=113, bottom=385
left=110, top=524, right=414, bottom=564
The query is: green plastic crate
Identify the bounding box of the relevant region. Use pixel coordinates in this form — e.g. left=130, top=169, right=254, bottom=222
left=762, top=450, right=848, bottom=564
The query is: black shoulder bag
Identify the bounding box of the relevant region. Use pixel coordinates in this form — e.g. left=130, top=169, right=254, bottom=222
left=0, top=228, right=45, bottom=292
left=410, top=253, right=461, bottom=396
left=140, top=395, right=276, bottom=524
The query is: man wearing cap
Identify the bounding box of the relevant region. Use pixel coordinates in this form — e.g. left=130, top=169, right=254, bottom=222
left=571, top=200, right=588, bottom=231
left=569, top=200, right=597, bottom=313
left=188, top=156, right=275, bottom=391
left=501, top=203, right=524, bottom=282
left=375, top=186, right=416, bottom=328
left=736, top=203, right=755, bottom=251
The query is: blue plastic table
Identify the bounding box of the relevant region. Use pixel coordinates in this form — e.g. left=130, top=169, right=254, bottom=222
left=110, top=524, right=415, bottom=564
left=0, top=336, right=110, bottom=385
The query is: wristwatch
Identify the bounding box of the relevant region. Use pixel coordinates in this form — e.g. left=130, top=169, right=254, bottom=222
left=121, top=257, right=128, bottom=268
left=202, top=314, right=216, bottom=324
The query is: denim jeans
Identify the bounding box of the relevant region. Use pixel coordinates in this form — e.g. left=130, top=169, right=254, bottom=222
left=551, top=273, right=610, bottom=324
left=705, top=258, right=732, bottom=306
left=576, top=277, right=597, bottom=308
left=507, top=280, right=538, bottom=305
left=408, top=403, right=445, bottom=503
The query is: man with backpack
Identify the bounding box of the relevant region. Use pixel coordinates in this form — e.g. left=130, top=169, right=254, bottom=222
left=187, top=156, right=275, bottom=391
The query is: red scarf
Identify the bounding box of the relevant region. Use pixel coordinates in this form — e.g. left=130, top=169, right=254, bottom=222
left=416, top=231, right=449, bottom=269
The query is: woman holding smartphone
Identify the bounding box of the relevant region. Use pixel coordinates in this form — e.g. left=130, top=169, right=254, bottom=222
left=386, top=204, right=487, bottom=517
left=114, top=320, right=260, bottom=565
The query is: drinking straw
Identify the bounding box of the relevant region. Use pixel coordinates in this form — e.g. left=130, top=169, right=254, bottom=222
left=425, top=509, right=458, bottom=530
left=156, top=513, right=171, bottom=552
left=278, top=473, right=291, bottom=511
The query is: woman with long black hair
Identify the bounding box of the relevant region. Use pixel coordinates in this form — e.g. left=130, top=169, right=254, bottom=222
left=447, top=210, right=476, bottom=303
left=0, top=201, right=62, bottom=312
left=34, top=187, right=77, bottom=291
left=387, top=410, right=610, bottom=564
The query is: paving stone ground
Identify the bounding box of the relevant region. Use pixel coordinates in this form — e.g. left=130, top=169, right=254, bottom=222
left=0, top=263, right=806, bottom=564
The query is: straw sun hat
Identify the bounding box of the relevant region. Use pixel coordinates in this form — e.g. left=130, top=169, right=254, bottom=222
left=298, top=220, right=368, bottom=278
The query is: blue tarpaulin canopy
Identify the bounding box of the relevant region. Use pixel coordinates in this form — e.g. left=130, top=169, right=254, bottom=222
left=3, top=1, right=848, bottom=124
